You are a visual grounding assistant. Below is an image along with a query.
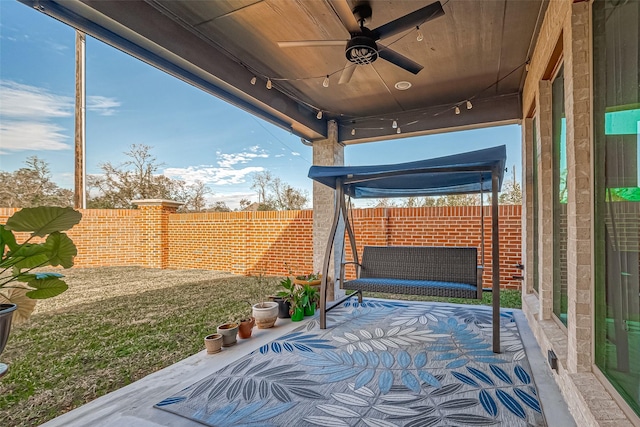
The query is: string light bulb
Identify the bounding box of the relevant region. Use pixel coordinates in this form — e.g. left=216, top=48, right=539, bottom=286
left=392, top=120, right=398, bottom=129
left=266, top=78, right=272, bottom=89
left=250, top=76, right=257, bottom=85
left=466, top=100, right=473, bottom=110
left=351, top=129, right=356, bottom=136
left=397, top=127, right=401, bottom=134
left=455, top=106, right=461, bottom=115
left=322, top=75, right=330, bottom=88
left=525, top=62, right=530, bottom=72
left=316, top=110, right=323, bottom=120
left=416, top=26, right=424, bottom=42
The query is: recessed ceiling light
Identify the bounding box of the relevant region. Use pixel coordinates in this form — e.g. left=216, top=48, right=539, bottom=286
left=394, top=81, right=412, bottom=90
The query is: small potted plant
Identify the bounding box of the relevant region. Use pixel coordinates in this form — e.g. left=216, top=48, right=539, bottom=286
left=302, top=284, right=319, bottom=316
left=293, top=272, right=322, bottom=287
left=250, top=273, right=278, bottom=329
left=289, top=287, right=306, bottom=322
left=273, top=277, right=295, bottom=318
left=217, top=322, right=239, bottom=347
left=238, top=315, right=255, bottom=339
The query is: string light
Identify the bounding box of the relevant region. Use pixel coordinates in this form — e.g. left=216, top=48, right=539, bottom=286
left=466, top=100, right=473, bottom=110
left=250, top=76, right=257, bottom=85
left=455, top=106, right=461, bottom=115
left=416, top=26, right=424, bottom=42
left=317, top=110, right=323, bottom=119
left=525, top=63, right=530, bottom=72
left=351, top=129, right=356, bottom=135
left=266, top=78, right=272, bottom=89
left=396, top=127, right=401, bottom=134
left=322, top=76, right=330, bottom=88
left=392, top=120, right=398, bottom=129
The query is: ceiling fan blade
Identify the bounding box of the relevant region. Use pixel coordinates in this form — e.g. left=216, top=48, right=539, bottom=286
left=372, top=1, right=445, bottom=40
left=338, top=62, right=357, bottom=84
left=378, top=46, right=424, bottom=74
left=277, top=40, right=346, bottom=48
left=327, top=0, right=361, bottom=33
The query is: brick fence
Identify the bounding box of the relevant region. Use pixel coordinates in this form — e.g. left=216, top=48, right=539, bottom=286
left=0, top=204, right=523, bottom=289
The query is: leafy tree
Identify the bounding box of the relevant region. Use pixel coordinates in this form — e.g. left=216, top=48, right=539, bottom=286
left=208, top=201, right=232, bottom=212
left=87, top=144, right=211, bottom=211
left=0, top=156, right=73, bottom=208
left=250, top=171, right=308, bottom=210
left=498, top=165, right=522, bottom=205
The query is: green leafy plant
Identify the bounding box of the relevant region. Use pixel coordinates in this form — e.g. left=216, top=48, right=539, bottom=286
left=301, top=283, right=319, bottom=307
left=0, top=206, right=82, bottom=322
left=276, top=277, right=307, bottom=313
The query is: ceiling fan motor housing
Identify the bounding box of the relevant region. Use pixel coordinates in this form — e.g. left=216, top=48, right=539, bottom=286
left=346, top=31, right=378, bottom=65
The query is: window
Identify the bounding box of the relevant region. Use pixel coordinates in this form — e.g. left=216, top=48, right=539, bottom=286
left=552, top=65, right=568, bottom=326
left=594, top=0, right=640, bottom=416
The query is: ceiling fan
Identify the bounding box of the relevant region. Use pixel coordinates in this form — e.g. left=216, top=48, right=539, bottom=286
left=277, top=0, right=445, bottom=84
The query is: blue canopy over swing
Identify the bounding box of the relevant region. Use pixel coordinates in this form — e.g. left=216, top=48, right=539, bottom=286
left=308, top=145, right=507, bottom=353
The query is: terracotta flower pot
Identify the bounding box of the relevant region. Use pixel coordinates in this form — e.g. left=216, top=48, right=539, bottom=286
left=238, top=317, right=255, bottom=339
left=217, top=323, right=239, bottom=347
left=252, top=302, right=279, bottom=329
left=204, top=333, right=223, bottom=354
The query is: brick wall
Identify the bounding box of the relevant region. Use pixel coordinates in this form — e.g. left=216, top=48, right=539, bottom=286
left=0, top=205, right=522, bottom=289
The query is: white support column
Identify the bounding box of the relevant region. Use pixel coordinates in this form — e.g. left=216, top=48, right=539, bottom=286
left=313, top=120, right=345, bottom=301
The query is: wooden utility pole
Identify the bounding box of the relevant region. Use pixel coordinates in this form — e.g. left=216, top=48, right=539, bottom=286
left=74, top=30, right=86, bottom=209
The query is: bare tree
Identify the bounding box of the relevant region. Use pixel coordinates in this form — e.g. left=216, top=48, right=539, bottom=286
left=250, top=171, right=308, bottom=210
left=0, top=156, right=73, bottom=208
left=87, top=144, right=211, bottom=211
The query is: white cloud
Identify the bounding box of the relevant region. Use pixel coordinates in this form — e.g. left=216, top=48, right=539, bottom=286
left=0, top=80, right=120, bottom=153
left=0, top=80, right=72, bottom=118
left=275, top=154, right=285, bottom=158
left=291, top=152, right=301, bottom=156
left=207, top=191, right=256, bottom=210
left=216, top=149, right=269, bottom=168
left=87, top=95, right=121, bottom=116
left=164, top=165, right=264, bottom=186
left=0, top=121, right=70, bottom=151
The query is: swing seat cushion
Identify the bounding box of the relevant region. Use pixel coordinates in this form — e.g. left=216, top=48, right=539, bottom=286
left=343, top=246, right=481, bottom=299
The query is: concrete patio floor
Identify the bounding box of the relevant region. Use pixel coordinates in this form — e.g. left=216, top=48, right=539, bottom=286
left=40, top=301, right=577, bottom=427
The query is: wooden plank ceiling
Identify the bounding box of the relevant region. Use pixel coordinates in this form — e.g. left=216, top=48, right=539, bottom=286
left=21, top=0, right=547, bottom=144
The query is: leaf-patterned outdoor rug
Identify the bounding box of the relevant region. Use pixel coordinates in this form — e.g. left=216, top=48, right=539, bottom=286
left=155, top=299, right=546, bottom=426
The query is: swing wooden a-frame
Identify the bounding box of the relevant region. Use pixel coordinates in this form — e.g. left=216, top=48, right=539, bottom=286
left=308, top=145, right=507, bottom=353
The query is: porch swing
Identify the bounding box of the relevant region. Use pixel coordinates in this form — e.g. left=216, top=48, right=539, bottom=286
left=308, top=145, right=507, bottom=353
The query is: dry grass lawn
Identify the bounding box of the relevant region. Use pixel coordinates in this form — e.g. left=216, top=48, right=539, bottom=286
left=0, top=267, right=281, bottom=427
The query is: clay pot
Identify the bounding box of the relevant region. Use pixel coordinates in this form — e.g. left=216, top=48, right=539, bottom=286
left=238, top=317, right=255, bottom=339
left=217, top=323, right=239, bottom=347
left=204, top=333, right=223, bottom=354
left=252, top=302, right=279, bottom=329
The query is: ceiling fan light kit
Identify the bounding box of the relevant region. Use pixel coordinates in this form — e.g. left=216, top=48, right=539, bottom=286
left=278, top=1, right=444, bottom=84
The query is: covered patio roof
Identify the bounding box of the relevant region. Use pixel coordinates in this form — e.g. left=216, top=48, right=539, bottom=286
left=20, top=0, right=546, bottom=144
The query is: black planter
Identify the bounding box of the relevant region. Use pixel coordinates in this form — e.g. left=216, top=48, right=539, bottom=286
left=0, top=303, right=17, bottom=377
left=270, top=297, right=291, bottom=319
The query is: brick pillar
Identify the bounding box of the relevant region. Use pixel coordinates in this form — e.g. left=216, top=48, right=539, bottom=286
left=313, top=120, right=345, bottom=301
left=565, top=1, right=592, bottom=373
left=537, top=80, right=554, bottom=321
left=132, top=199, right=182, bottom=269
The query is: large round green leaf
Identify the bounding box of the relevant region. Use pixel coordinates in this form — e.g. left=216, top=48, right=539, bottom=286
left=0, top=225, right=18, bottom=252
left=5, top=206, right=82, bottom=237
left=25, top=277, right=68, bottom=299
left=43, top=232, right=78, bottom=268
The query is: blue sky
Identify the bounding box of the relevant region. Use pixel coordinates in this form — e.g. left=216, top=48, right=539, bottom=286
left=0, top=1, right=521, bottom=209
